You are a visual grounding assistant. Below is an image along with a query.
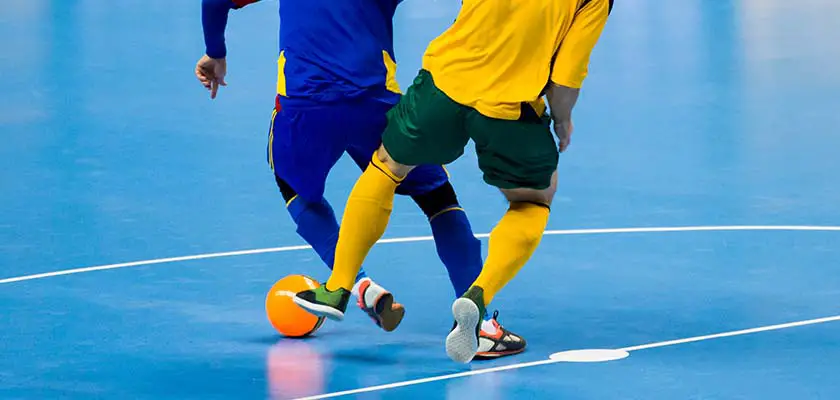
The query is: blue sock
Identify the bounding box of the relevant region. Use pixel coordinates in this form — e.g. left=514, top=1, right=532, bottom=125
left=286, top=196, right=367, bottom=283
left=429, top=207, right=490, bottom=320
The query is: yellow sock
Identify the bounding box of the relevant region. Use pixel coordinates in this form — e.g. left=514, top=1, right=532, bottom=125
left=326, top=154, right=403, bottom=291
left=472, top=202, right=550, bottom=304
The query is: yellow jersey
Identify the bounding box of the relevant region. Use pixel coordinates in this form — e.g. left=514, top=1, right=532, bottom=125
left=422, top=0, right=612, bottom=120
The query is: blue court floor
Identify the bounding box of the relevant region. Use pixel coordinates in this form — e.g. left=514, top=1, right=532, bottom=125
left=2, top=1, right=840, bottom=399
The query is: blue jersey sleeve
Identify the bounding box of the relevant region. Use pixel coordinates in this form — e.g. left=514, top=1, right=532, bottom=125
left=202, top=0, right=261, bottom=58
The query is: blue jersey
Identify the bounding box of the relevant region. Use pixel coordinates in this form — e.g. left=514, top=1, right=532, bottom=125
left=202, top=0, right=402, bottom=107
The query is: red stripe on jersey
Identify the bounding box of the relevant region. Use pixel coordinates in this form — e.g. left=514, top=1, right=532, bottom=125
left=232, top=0, right=259, bottom=8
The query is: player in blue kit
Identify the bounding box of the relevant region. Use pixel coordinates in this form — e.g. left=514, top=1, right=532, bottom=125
left=196, top=0, right=525, bottom=358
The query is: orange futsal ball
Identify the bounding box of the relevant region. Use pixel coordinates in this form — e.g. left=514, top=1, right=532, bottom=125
left=265, top=274, right=326, bottom=338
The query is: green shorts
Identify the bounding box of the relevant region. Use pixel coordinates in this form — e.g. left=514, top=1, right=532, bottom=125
left=382, top=69, right=559, bottom=190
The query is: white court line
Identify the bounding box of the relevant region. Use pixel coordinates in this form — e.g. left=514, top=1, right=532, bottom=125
left=0, top=245, right=309, bottom=284
left=618, top=315, right=840, bottom=352
left=293, top=315, right=840, bottom=400
left=2, top=225, right=839, bottom=396
left=2, top=225, right=840, bottom=285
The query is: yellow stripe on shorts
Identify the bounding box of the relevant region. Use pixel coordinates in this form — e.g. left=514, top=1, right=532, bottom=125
left=268, top=109, right=277, bottom=171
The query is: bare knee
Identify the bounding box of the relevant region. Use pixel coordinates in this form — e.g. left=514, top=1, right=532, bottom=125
left=500, top=170, right=558, bottom=206
left=376, top=145, right=414, bottom=178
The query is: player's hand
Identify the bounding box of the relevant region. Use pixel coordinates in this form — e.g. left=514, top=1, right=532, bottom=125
left=195, top=55, right=228, bottom=99
left=554, top=119, right=574, bottom=153
left=545, top=83, right=579, bottom=153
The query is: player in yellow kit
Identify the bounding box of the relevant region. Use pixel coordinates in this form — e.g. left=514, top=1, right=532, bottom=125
left=295, top=0, right=613, bottom=363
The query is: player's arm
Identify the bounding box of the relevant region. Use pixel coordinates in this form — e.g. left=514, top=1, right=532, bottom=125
left=546, top=0, right=612, bottom=151
left=197, top=0, right=260, bottom=98
left=202, top=0, right=259, bottom=59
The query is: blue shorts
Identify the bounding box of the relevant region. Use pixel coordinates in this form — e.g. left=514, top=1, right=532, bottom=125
left=268, top=96, right=449, bottom=202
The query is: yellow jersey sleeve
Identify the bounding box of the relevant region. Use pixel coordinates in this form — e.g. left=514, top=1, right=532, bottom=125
left=550, top=0, right=611, bottom=89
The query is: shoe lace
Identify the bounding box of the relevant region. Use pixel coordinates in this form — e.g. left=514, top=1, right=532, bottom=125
left=492, top=310, right=500, bottom=321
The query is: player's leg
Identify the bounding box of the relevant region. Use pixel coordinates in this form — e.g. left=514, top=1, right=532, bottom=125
left=272, top=173, right=364, bottom=280
left=269, top=101, right=389, bottom=320
left=319, top=100, right=407, bottom=332
left=339, top=103, right=487, bottom=334
left=401, top=166, right=527, bottom=359
left=344, top=133, right=478, bottom=300
left=294, top=70, right=470, bottom=320
left=401, top=171, right=481, bottom=298
left=445, top=107, right=559, bottom=363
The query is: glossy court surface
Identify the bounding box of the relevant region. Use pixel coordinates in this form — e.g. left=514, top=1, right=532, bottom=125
left=2, top=0, right=840, bottom=399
